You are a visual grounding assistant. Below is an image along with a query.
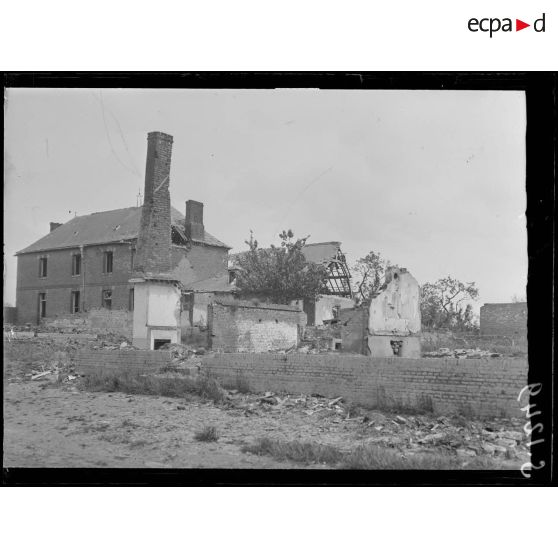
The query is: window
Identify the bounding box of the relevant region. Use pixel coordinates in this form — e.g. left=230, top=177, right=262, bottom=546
left=103, top=251, right=113, bottom=273
left=39, top=257, right=48, bottom=278
left=38, top=293, right=46, bottom=319
left=71, top=291, right=80, bottom=313
left=129, top=288, right=134, bottom=311
left=130, top=248, right=136, bottom=271
left=102, top=289, right=112, bottom=310
left=72, top=253, right=81, bottom=276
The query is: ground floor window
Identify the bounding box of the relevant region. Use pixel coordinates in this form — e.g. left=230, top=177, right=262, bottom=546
left=38, top=292, right=46, bottom=319
left=102, top=289, right=112, bottom=310
left=71, top=290, right=80, bottom=313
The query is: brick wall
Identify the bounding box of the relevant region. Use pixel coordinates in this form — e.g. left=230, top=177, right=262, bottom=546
left=480, top=303, right=527, bottom=337
left=77, top=349, right=171, bottom=377
left=43, top=308, right=132, bottom=337
left=208, top=301, right=305, bottom=352
left=16, top=243, right=135, bottom=324
left=134, top=131, right=173, bottom=275
left=202, top=354, right=528, bottom=418
left=74, top=350, right=529, bottom=418
left=172, top=244, right=229, bottom=286
left=339, top=306, right=368, bottom=354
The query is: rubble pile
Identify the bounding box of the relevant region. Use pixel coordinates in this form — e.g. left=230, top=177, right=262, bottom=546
left=223, top=391, right=529, bottom=462
left=422, top=347, right=502, bottom=359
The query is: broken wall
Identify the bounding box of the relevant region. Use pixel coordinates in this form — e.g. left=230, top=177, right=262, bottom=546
left=368, top=267, right=421, bottom=358
left=339, top=306, right=369, bottom=354
left=314, top=294, right=354, bottom=324
left=208, top=301, right=306, bottom=353
left=42, top=308, right=132, bottom=338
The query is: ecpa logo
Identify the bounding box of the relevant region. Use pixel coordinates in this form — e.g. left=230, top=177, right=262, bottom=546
left=468, top=13, right=546, bottom=37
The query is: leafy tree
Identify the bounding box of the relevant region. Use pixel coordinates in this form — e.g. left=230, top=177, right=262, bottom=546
left=420, top=276, right=479, bottom=331
left=234, top=230, right=329, bottom=304
left=351, top=250, right=391, bottom=304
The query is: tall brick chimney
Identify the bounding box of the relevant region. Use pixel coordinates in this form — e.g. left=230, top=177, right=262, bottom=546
left=185, top=200, right=205, bottom=241
left=133, top=131, right=174, bottom=276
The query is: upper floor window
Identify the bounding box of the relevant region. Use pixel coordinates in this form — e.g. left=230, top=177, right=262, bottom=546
left=103, top=251, right=113, bottom=274
left=72, top=253, right=81, bottom=276
left=39, top=257, right=48, bottom=278
left=131, top=247, right=136, bottom=271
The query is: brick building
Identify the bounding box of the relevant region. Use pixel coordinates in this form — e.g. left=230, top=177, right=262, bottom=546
left=479, top=302, right=527, bottom=338
left=14, top=133, right=230, bottom=326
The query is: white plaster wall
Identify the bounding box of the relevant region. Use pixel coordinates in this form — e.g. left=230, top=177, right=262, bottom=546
left=315, top=295, right=354, bottom=324
left=131, top=282, right=149, bottom=349
left=146, top=283, right=181, bottom=326
left=368, top=270, right=421, bottom=335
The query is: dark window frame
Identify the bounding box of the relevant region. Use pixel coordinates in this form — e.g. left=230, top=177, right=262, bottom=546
left=103, top=251, right=114, bottom=274
left=102, top=289, right=112, bottom=310
left=39, top=257, right=48, bottom=278
left=72, top=253, right=82, bottom=276
left=71, top=290, right=81, bottom=314
left=38, top=292, right=47, bottom=319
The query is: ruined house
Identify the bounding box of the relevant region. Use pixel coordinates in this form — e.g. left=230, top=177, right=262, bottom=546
left=367, top=266, right=421, bottom=358
left=229, top=240, right=354, bottom=326
left=14, top=132, right=231, bottom=329
left=300, top=241, right=354, bottom=325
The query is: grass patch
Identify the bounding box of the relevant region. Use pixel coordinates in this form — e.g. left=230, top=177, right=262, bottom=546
left=242, top=438, right=343, bottom=465
left=194, top=426, right=219, bottom=442
left=81, top=369, right=225, bottom=403
left=242, top=437, right=498, bottom=469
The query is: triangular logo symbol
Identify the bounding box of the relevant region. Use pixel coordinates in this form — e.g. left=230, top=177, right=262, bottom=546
left=516, top=19, right=530, bottom=31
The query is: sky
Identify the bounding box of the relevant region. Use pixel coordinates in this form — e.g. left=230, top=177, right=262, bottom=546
left=3, top=88, right=527, bottom=312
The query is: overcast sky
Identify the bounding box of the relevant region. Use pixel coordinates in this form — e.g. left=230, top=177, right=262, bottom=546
left=4, top=88, right=527, bottom=311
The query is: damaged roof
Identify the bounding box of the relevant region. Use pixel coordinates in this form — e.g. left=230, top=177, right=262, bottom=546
left=16, top=206, right=230, bottom=255
left=301, top=241, right=343, bottom=265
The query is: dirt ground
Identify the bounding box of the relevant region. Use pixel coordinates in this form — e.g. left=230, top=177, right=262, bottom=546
left=3, top=338, right=531, bottom=470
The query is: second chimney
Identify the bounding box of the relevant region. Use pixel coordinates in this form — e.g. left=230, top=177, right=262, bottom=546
left=185, top=200, right=204, bottom=241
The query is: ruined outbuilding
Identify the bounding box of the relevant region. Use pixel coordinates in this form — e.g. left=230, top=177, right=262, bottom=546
left=367, top=266, right=421, bottom=358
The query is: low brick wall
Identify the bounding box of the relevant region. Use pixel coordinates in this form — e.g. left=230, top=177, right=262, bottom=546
left=43, top=308, right=132, bottom=338
left=75, top=350, right=529, bottom=418
left=77, top=349, right=172, bottom=376
left=208, top=301, right=305, bottom=352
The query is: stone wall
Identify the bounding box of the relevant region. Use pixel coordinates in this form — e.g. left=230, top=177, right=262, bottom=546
left=480, top=303, right=527, bottom=338
left=208, top=301, right=305, bottom=353
left=75, top=350, right=529, bottom=418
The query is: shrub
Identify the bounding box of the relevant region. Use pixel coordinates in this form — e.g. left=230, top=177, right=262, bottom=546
left=194, top=426, right=219, bottom=442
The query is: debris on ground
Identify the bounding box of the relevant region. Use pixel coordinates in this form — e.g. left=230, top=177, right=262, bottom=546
left=423, top=347, right=502, bottom=359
